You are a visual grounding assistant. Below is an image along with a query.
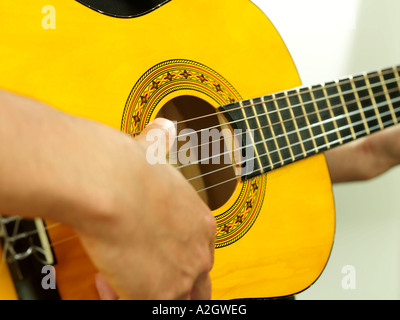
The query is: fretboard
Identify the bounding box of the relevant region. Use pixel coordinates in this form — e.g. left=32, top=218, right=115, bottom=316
left=219, top=65, right=400, bottom=181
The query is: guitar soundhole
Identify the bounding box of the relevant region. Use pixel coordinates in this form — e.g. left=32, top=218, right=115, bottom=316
left=157, top=95, right=238, bottom=211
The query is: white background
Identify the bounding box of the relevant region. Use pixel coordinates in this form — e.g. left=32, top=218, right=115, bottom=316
left=251, top=0, right=400, bottom=299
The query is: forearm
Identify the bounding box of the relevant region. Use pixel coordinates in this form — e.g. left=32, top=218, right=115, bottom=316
left=325, top=126, right=400, bottom=183
left=0, top=89, right=130, bottom=230
left=325, top=139, right=372, bottom=183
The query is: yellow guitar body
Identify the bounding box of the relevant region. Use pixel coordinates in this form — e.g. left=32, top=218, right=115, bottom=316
left=0, top=0, right=335, bottom=299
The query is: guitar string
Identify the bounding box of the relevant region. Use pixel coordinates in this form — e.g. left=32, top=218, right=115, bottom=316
left=132, top=75, right=400, bottom=163
left=186, top=94, right=400, bottom=184
left=166, top=80, right=400, bottom=161
left=1, top=92, right=399, bottom=253
left=195, top=105, right=400, bottom=194
left=175, top=88, right=400, bottom=171
left=167, top=75, right=400, bottom=142
left=1, top=74, right=399, bottom=256
left=128, top=66, right=400, bottom=138
left=171, top=66, right=400, bottom=129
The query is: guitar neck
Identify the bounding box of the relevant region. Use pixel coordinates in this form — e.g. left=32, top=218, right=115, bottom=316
left=220, top=65, right=400, bottom=180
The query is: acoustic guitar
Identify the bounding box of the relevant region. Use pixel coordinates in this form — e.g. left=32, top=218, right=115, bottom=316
left=0, top=0, right=399, bottom=300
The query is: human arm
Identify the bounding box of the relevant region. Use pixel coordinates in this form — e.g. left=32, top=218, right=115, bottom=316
left=0, top=89, right=216, bottom=299
left=325, top=125, right=400, bottom=183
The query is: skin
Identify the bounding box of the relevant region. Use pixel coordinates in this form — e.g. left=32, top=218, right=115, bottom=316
left=1, top=89, right=399, bottom=299
left=0, top=89, right=216, bottom=300
left=325, top=125, right=400, bottom=183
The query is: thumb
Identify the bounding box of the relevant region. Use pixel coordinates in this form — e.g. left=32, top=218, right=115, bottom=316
left=135, top=118, right=177, bottom=155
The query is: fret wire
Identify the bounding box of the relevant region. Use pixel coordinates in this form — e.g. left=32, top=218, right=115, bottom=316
left=349, top=75, right=370, bottom=135
left=272, top=93, right=295, bottom=162
left=338, top=77, right=368, bottom=138
left=324, top=82, right=352, bottom=148
left=253, top=97, right=275, bottom=170
left=363, top=73, right=384, bottom=130
left=285, top=91, right=307, bottom=158
left=354, top=75, right=380, bottom=131
left=297, top=88, right=319, bottom=152
left=378, top=70, right=398, bottom=124
left=312, top=85, right=338, bottom=150
left=321, top=85, right=342, bottom=144
left=309, top=87, right=330, bottom=147
left=246, top=98, right=271, bottom=172
left=301, top=87, right=329, bottom=153
left=239, top=100, right=263, bottom=173
left=392, top=67, right=400, bottom=120
left=385, top=67, right=400, bottom=120
left=335, top=80, right=357, bottom=140
left=276, top=92, right=303, bottom=161
left=288, top=91, right=314, bottom=155
left=370, top=72, right=394, bottom=126
left=250, top=99, right=270, bottom=163
left=261, top=96, right=284, bottom=166
left=394, top=67, right=400, bottom=90
left=268, top=95, right=293, bottom=165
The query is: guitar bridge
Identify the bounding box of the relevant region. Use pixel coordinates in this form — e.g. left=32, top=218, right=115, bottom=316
left=0, top=216, right=61, bottom=300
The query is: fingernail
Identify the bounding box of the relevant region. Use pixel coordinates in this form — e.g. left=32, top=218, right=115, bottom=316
left=151, top=118, right=176, bottom=135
